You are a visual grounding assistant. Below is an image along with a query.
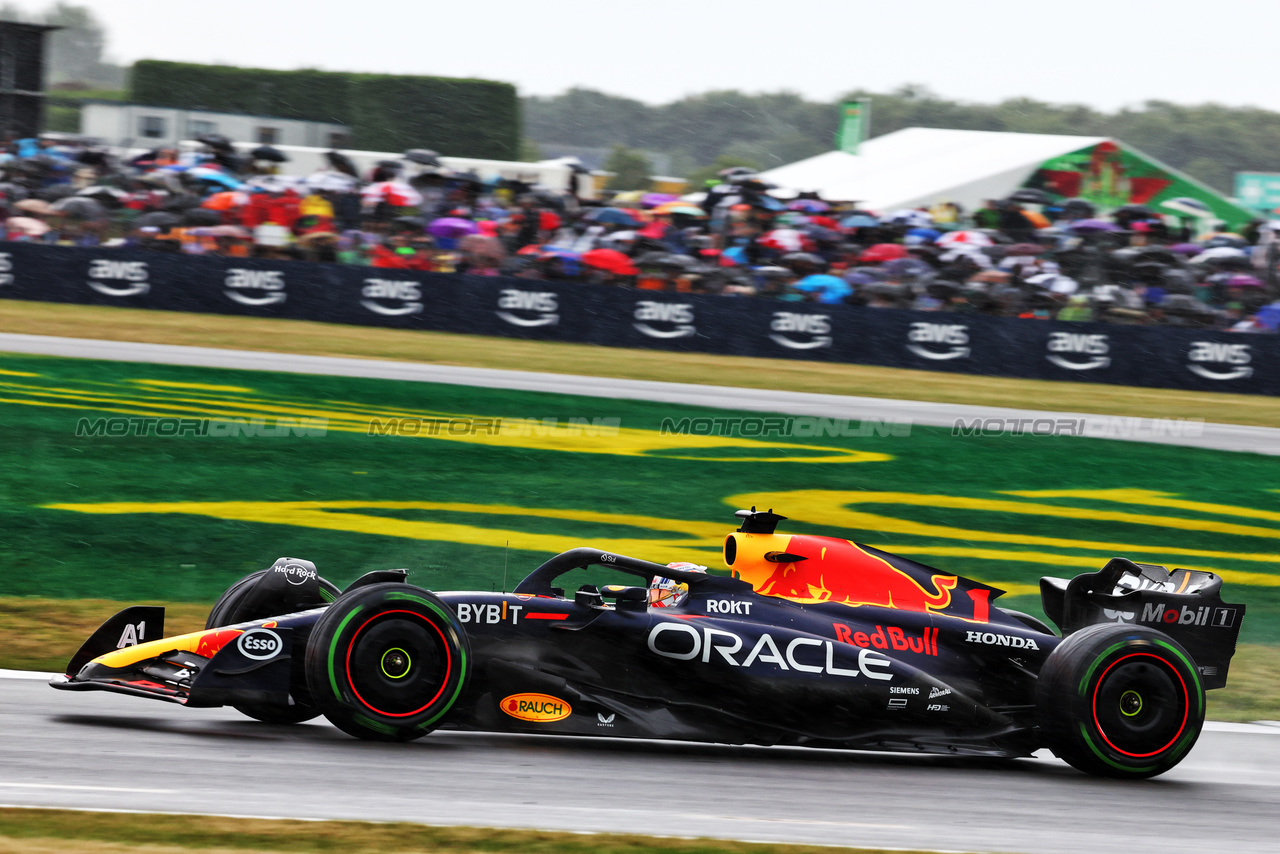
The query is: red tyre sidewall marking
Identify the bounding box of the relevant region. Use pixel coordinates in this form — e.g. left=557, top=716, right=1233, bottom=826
left=1091, top=652, right=1189, bottom=758
left=345, top=609, right=452, bottom=717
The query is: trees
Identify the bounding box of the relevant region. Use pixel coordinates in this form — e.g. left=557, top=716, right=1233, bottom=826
left=603, top=145, right=652, bottom=191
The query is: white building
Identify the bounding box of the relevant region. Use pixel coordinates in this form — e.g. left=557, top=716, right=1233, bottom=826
left=80, top=101, right=349, bottom=150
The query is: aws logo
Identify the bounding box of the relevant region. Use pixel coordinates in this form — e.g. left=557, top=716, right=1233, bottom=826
left=501, top=693, right=572, bottom=722
left=1046, top=332, right=1111, bottom=371
left=88, top=259, right=150, bottom=297
left=1187, top=341, right=1252, bottom=381
left=225, top=269, right=287, bottom=306
left=907, top=322, right=970, bottom=360
left=497, top=289, right=559, bottom=327
left=633, top=300, right=695, bottom=338
left=361, top=278, right=423, bottom=316
left=769, top=312, right=832, bottom=349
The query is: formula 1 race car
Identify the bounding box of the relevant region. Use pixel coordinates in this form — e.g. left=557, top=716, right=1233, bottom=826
left=52, top=508, right=1246, bottom=778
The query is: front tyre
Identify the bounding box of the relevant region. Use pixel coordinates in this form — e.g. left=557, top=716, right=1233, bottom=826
left=1037, top=624, right=1204, bottom=779
left=305, top=582, right=469, bottom=741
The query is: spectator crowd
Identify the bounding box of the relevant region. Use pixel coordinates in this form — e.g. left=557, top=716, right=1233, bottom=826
left=3, top=134, right=1279, bottom=333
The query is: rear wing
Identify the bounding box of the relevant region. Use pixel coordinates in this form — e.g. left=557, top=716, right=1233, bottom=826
left=1042, top=558, right=1245, bottom=689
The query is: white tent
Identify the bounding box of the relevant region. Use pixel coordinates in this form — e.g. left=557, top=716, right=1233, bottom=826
left=760, top=127, right=1110, bottom=211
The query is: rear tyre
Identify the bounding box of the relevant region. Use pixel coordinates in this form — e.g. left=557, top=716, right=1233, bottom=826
left=206, top=570, right=341, bottom=725
left=304, top=583, right=469, bottom=741
left=1037, top=623, right=1204, bottom=779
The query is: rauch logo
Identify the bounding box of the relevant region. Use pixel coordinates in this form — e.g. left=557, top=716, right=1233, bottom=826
left=497, top=289, right=559, bottom=327
left=361, top=278, right=423, bottom=316
left=225, top=268, right=286, bottom=306
left=1046, top=331, right=1111, bottom=371
left=907, top=322, right=970, bottom=360
left=633, top=300, right=695, bottom=338
left=769, top=312, right=832, bottom=349
left=501, top=693, right=572, bottom=722
left=88, top=259, right=149, bottom=297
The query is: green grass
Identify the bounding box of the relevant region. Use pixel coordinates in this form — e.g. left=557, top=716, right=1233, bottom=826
left=0, top=351, right=1277, bottom=646
left=0, top=809, right=959, bottom=854
left=3, top=300, right=1280, bottom=426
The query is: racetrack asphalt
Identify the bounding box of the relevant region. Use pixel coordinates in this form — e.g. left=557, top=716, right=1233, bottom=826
left=2, top=674, right=1279, bottom=854
left=0, top=332, right=1277, bottom=455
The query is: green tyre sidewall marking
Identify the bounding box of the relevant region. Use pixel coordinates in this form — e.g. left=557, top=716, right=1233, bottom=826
left=385, top=590, right=470, bottom=728
left=327, top=605, right=365, bottom=701
left=1073, top=632, right=1203, bottom=773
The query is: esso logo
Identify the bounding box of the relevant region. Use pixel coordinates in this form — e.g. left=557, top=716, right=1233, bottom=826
left=237, top=628, right=283, bottom=660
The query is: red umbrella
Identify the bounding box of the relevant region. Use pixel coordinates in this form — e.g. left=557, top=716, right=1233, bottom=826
left=858, top=243, right=909, bottom=263
left=581, top=248, right=638, bottom=275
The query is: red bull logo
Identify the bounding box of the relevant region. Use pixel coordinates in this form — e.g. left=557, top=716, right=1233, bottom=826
left=501, top=693, right=572, bottom=722
left=726, top=533, right=957, bottom=614
left=833, top=623, right=939, bottom=656
left=194, top=628, right=243, bottom=659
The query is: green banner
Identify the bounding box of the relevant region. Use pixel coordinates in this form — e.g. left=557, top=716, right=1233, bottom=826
left=835, top=100, right=870, bottom=154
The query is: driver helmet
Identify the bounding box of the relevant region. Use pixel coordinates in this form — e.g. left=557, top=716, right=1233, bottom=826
left=649, top=561, right=707, bottom=608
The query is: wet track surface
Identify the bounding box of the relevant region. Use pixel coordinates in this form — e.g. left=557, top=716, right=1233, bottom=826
left=3, top=676, right=1278, bottom=854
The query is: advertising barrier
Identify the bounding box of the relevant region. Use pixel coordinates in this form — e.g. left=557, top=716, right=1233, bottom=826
left=1, top=242, right=1276, bottom=396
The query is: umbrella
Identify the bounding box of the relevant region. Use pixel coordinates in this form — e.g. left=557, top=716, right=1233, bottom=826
left=1162, top=197, right=1211, bottom=217
left=584, top=207, right=640, bottom=227
left=1203, top=234, right=1247, bottom=249
left=882, top=257, right=933, bottom=278
left=306, top=172, right=359, bottom=193
left=718, top=166, right=757, bottom=179
left=326, top=151, right=359, bottom=177
left=641, top=193, right=679, bottom=208
left=1069, top=219, right=1123, bottom=233
left=244, top=174, right=307, bottom=194
left=133, top=211, right=181, bottom=230
left=50, top=196, right=106, bottom=220
left=760, top=228, right=806, bottom=252
left=1022, top=209, right=1052, bottom=228
left=1060, top=198, right=1097, bottom=217
left=1004, top=243, right=1046, bottom=255
left=201, top=191, right=250, bottom=211
left=76, top=186, right=128, bottom=208
left=427, top=217, right=479, bottom=239
left=882, top=209, right=933, bottom=228
left=13, top=198, right=53, bottom=215
left=787, top=199, right=830, bottom=213
left=197, top=133, right=235, bottom=152
left=581, top=248, right=639, bottom=275
left=193, top=224, right=251, bottom=239
left=635, top=251, right=694, bottom=268
left=182, top=208, right=223, bottom=226
left=1226, top=274, right=1265, bottom=288
left=1006, top=188, right=1053, bottom=205
left=779, top=251, right=827, bottom=267
left=937, top=230, right=995, bottom=247
left=840, top=214, right=880, bottom=229
left=1168, top=243, right=1203, bottom=255
left=652, top=202, right=706, bottom=217
left=186, top=167, right=245, bottom=189
left=361, top=180, right=424, bottom=207
left=250, top=145, right=288, bottom=163
left=404, top=148, right=442, bottom=167
left=5, top=216, right=49, bottom=236
left=858, top=243, right=909, bottom=263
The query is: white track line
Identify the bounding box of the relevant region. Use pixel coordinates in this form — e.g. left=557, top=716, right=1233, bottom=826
left=0, top=332, right=1276, bottom=455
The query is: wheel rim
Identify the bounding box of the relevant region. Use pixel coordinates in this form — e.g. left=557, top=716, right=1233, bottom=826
left=1092, top=653, right=1188, bottom=758
left=345, top=610, right=451, bottom=717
